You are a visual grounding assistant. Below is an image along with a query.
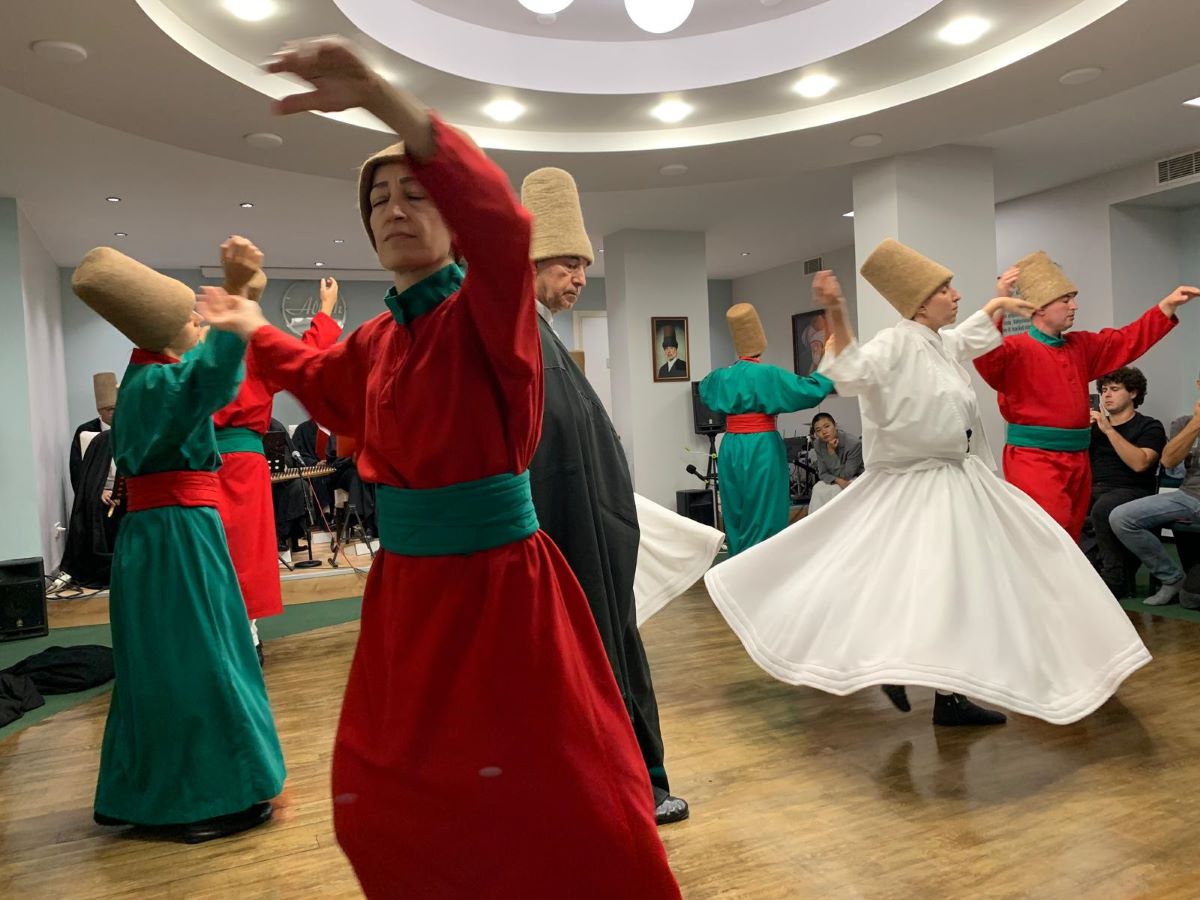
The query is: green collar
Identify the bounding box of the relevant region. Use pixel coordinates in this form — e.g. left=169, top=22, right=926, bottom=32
left=384, top=264, right=465, bottom=326
left=1027, top=325, right=1066, bottom=348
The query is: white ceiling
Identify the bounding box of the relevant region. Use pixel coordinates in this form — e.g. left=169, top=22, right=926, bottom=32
left=2, top=0, right=1199, bottom=281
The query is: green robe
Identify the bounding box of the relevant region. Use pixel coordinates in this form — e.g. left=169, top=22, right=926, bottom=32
left=699, top=360, right=834, bottom=556
left=95, top=330, right=286, bottom=825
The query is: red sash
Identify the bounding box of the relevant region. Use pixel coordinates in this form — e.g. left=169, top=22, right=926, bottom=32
left=726, top=413, right=778, bottom=434
left=125, top=471, right=221, bottom=511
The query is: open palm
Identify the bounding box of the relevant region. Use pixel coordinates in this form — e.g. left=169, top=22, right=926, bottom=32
left=267, top=37, right=379, bottom=116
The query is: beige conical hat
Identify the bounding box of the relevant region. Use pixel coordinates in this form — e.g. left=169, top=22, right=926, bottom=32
left=521, top=167, right=593, bottom=265
left=357, top=142, right=406, bottom=248
left=93, top=372, right=117, bottom=411
left=72, top=248, right=195, bottom=351
left=568, top=349, right=586, bottom=370
left=1015, top=251, right=1077, bottom=309
left=726, top=302, right=767, bottom=358
left=245, top=269, right=268, bottom=303
left=860, top=238, right=953, bottom=319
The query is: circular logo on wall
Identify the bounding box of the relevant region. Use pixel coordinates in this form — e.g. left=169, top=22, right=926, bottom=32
left=281, top=281, right=348, bottom=336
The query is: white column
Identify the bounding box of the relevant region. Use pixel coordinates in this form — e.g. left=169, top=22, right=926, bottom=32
left=604, top=229, right=711, bottom=508
left=852, top=146, right=1005, bottom=452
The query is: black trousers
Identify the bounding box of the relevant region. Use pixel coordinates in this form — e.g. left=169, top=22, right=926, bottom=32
left=1083, top=486, right=1153, bottom=595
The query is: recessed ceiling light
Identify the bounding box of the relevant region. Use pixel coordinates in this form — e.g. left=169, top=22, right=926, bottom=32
left=850, top=133, right=883, bottom=148
left=113, top=232, right=128, bottom=237
left=106, top=196, right=121, bottom=203
left=333, top=239, right=345, bottom=244
left=244, top=132, right=283, bottom=150
left=1185, top=96, right=1200, bottom=108
left=598, top=249, right=605, bottom=254
left=314, top=262, right=325, bottom=268
left=518, top=0, right=574, bottom=13
left=29, top=40, right=88, bottom=65
left=651, top=100, right=693, bottom=124
left=223, top=0, right=276, bottom=22
left=659, top=163, right=689, bottom=176
left=239, top=201, right=255, bottom=209
left=938, top=17, right=989, bottom=45
left=793, top=74, right=837, bottom=99
left=1059, top=67, right=1103, bottom=86
left=483, top=99, right=526, bottom=123
left=843, top=211, right=855, bottom=218
left=626, top=0, right=695, bottom=34
left=740, top=251, right=751, bottom=257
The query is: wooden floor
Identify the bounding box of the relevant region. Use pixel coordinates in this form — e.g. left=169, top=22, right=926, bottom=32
left=4, top=587, right=1200, bottom=898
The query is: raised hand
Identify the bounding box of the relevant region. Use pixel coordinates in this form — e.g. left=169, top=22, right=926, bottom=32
left=812, top=270, right=844, bottom=308
left=266, top=37, right=384, bottom=117
left=221, top=236, right=264, bottom=296
left=196, top=286, right=269, bottom=341
left=996, top=266, right=1019, bottom=297
left=319, top=277, right=339, bottom=316
left=1159, top=285, right=1200, bottom=317
left=984, top=296, right=1037, bottom=320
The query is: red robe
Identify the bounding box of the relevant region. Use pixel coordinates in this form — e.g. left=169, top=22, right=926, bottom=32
left=973, top=306, right=1176, bottom=539
left=213, top=313, right=342, bottom=620
left=250, top=118, right=679, bottom=898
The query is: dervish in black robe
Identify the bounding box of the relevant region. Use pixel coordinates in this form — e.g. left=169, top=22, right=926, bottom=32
left=69, top=417, right=103, bottom=494
left=59, top=430, right=123, bottom=587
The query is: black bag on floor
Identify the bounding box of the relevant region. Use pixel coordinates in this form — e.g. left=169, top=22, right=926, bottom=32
left=1, top=644, right=114, bottom=694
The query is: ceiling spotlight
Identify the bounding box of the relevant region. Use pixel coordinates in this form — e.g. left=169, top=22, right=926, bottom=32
left=659, top=163, right=689, bottom=176
left=517, top=0, right=574, bottom=13
left=239, top=201, right=255, bottom=208
left=244, top=132, right=283, bottom=150
left=113, top=232, right=128, bottom=237
left=740, top=251, right=751, bottom=257
left=484, top=99, right=526, bottom=122
left=599, top=249, right=605, bottom=254
left=223, top=0, right=276, bottom=22
left=314, top=262, right=325, bottom=268
left=106, top=196, right=121, bottom=203
left=333, top=239, right=345, bottom=244
left=849, top=133, right=883, bottom=148
left=651, top=100, right=693, bottom=124
left=842, top=211, right=855, bottom=218
left=625, top=0, right=695, bottom=34
left=29, top=40, right=88, bottom=65
left=1185, top=96, right=1200, bottom=108
left=1059, top=67, right=1103, bottom=86
left=938, top=17, right=989, bottom=45
left=793, top=74, right=837, bottom=99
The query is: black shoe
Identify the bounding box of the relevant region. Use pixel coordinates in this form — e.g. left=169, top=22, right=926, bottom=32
left=881, top=684, right=911, bottom=713
left=181, top=801, right=272, bottom=844
left=94, top=811, right=130, bottom=827
left=932, top=693, right=1007, bottom=727
left=256, top=642, right=265, bottom=668
left=654, top=793, right=689, bottom=826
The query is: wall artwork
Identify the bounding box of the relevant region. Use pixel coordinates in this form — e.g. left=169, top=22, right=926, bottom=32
left=651, top=316, right=690, bottom=382
left=791, top=309, right=829, bottom=377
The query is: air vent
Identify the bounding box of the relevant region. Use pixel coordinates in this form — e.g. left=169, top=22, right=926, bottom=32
left=803, top=256, right=823, bottom=275
left=1157, top=150, right=1200, bottom=184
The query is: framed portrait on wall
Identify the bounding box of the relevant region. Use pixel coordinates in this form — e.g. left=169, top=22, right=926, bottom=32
left=792, top=309, right=829, bottom=376
left=651, top=316, right=690, bottom=382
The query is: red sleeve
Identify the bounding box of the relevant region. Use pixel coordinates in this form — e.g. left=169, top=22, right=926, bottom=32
left=407, top=115, right=539, bottom=391
left=250, top=319, right=373, bottom=439
left=1078, top=305, right=1176, bottom=380
left=301, top=311, right=343, bottom=350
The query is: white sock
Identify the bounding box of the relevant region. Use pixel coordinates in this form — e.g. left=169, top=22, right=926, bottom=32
left=249, top=619, right=260, bottom=647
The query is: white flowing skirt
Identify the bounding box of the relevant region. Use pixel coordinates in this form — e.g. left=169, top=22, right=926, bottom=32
left=633, top=493, right=724, bottom=627
left=704, top=456, right=1150, bottom=724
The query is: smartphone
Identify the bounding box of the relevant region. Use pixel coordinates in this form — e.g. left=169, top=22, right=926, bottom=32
left=1089, top=393, right=1100, bottom=412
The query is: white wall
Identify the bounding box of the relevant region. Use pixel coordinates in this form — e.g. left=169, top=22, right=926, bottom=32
left=19, top=209, right=69, bottom=569
left=730, top=245, right=863, bottom=440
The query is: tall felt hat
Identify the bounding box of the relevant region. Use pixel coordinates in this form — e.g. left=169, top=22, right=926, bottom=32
left=521, top=167, right=593, bottom=265
left=246, top=269, right=268, bottom=303
left=357, top=142, right=406, bottom=248
left=860, top=238, right=953, bottom=319
left=726, top=302, right=767, bottom=358
left=1015, top=250, right=1077, bottom=310
left=568, top=350, right=586, bottom=370
left=93, top=372, right=117, bottom=411
left=72, top=247, right=195, bottom=352
left=662, top=325, right=679, bottom=348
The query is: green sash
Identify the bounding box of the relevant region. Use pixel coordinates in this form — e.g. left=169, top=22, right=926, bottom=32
left=214, top=427, right=265, bottom=456
left=376, top=471, right=540, bottom=556
left=1006, top=423, right=1090, bottom=452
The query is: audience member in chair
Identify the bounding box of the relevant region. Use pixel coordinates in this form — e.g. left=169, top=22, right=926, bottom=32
left=293, top=417, right=376, bottom=538
left=1081, top=367, right=1165, bottom=597
left=70, top=373, right=118, bottom=493
left=1111, top=377, right=1200, bottom=607
left=809, top=412, right=863, bottom=513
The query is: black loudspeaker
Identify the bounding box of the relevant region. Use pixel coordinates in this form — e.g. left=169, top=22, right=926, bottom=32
left=677, top=489, right=716, bottom=528
left=0, top=557, right=48, bottom=642
left=691, top=382, right=725, bottom=436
